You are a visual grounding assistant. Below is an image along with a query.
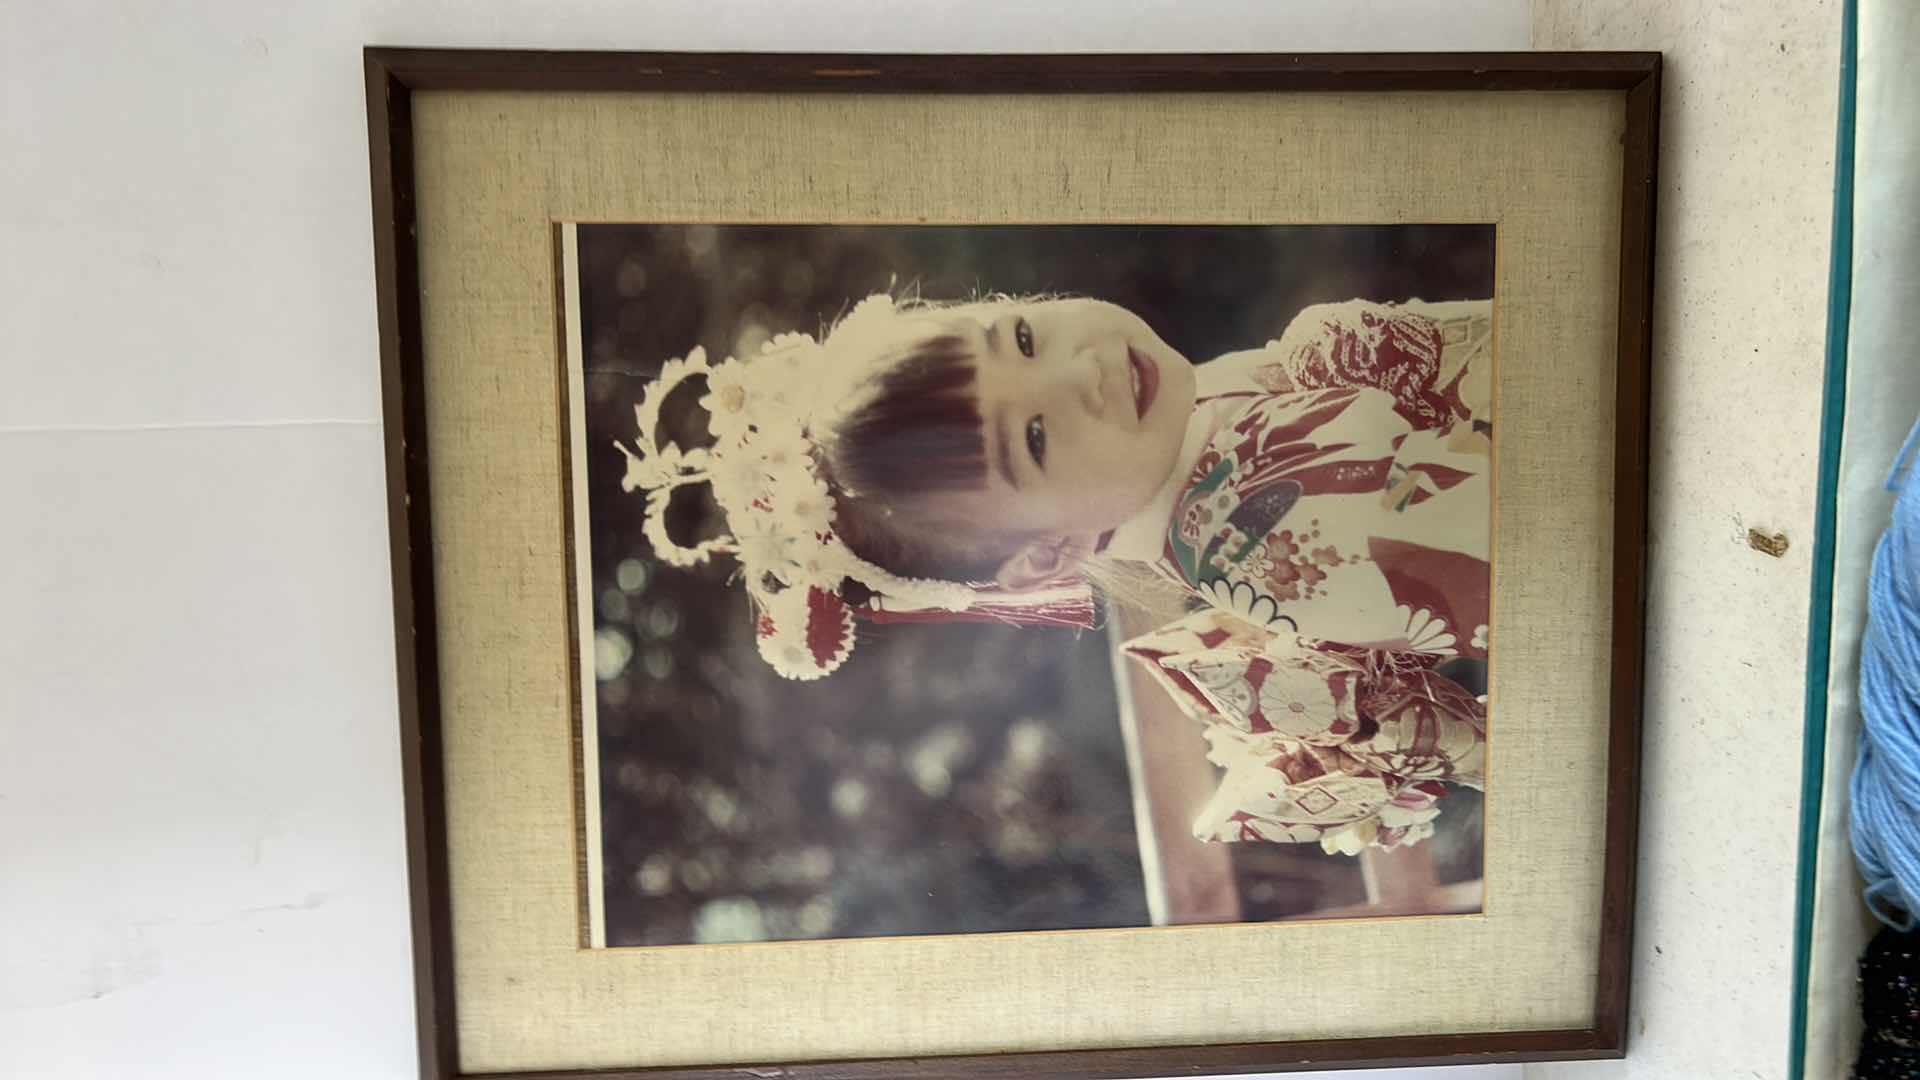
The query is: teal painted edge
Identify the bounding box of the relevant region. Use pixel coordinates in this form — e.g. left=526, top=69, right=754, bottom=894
left=1789, top=0, right=1860, bottom=1077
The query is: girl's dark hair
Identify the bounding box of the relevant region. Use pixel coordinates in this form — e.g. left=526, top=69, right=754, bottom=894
left=829, top=332, right=986, bottom=495
left=818, top=328, right=1028, bottom=583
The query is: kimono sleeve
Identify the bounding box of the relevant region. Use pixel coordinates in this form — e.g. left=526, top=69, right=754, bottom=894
left=1120, top=609, right=1487, bottom=852
left=1256, top=299, right=1492, bottom=431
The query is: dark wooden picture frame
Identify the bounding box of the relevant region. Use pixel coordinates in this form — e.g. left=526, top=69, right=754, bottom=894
left=366, top=48, right=1658, bottom=1080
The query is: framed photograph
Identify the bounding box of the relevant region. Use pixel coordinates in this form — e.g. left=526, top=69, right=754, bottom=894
left=368, top=49, right=1657, bottom=1079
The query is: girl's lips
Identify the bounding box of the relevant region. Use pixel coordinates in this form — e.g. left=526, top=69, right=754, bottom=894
left=1128, top=346, right=1160, bottom=420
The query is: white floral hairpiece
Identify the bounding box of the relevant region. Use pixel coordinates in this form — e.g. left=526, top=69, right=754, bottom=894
left=614, top=294, right=998, bottom=680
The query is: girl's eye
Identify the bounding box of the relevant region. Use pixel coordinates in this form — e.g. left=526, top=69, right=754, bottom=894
left=1014, top=317, right=1035, bottom=358
left=1025, top=416, right=1047, bottom=468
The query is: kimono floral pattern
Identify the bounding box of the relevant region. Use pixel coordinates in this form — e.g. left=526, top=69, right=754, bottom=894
left=1165, top=388, right=1387, bottom=595
left=1125, top=610, right=1485, bottom=851
left=1163, top=388, right=1490, bottom=662
left=1129, top=298, right=1494, bottom=853
left=1252, top=299, right=1494, bottom=431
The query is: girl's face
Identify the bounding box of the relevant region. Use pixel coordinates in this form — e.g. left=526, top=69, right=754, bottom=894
left=926, top=298, right=1197, bottom=542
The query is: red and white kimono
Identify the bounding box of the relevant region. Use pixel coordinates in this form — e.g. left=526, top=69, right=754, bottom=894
left=1121, top=299, right=1494, bottom=853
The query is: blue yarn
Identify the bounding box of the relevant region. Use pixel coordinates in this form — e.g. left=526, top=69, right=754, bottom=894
left=1850, top=416, right=1920, bottom=931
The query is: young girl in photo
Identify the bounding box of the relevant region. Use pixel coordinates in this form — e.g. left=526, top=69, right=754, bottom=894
left=617, top=291, right=1492, bottom=855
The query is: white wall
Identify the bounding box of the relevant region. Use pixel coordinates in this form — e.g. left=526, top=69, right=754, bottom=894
left=1530, top=1, right=1845, bottom=1079
left=0, top=2, right=1627, bottom=1079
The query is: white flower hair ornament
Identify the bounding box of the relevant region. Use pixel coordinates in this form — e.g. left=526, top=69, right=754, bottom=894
left=615, top=294, right=1094, bottom=680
